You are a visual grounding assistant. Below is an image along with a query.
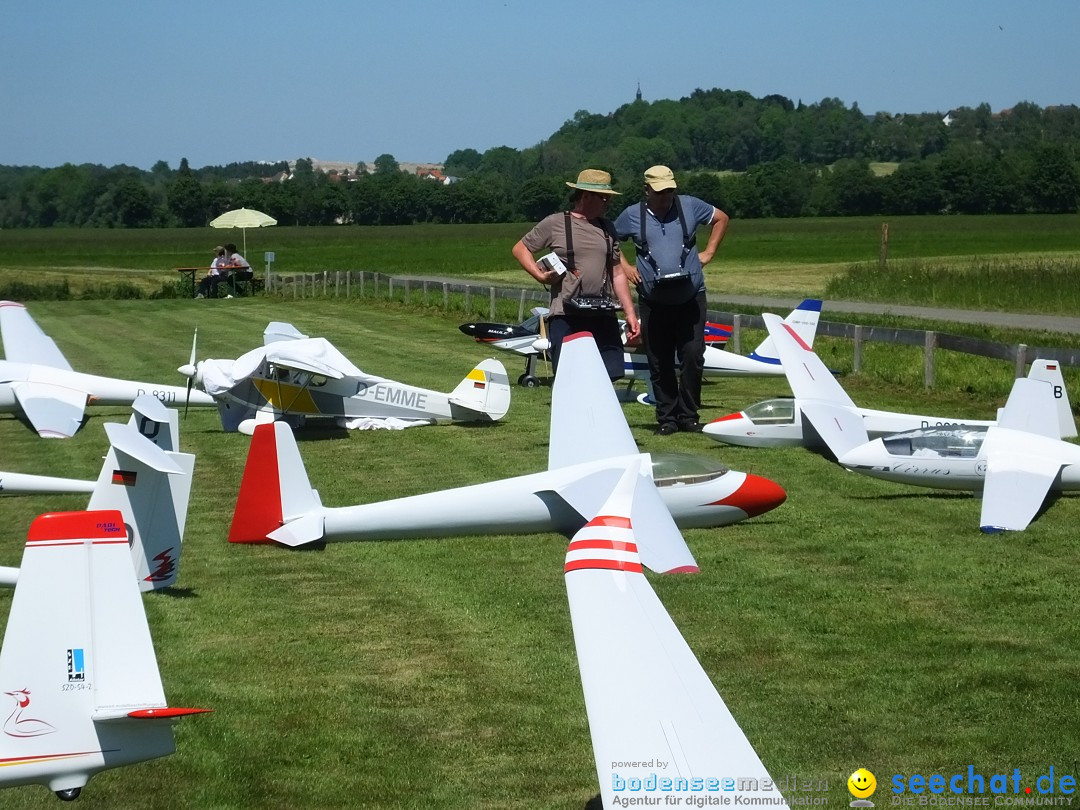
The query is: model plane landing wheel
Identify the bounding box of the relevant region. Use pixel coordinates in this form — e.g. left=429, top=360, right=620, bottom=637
left=518, top=374, right=541, bottom=388
left=56, top=788, right=81, bottom=802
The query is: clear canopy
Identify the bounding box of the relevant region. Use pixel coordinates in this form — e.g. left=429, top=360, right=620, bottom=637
left=743, top=398, right=797, bottom=425
left=649, top=453, right=730, bottom=487
left=882, top=426, right=988, bottom=459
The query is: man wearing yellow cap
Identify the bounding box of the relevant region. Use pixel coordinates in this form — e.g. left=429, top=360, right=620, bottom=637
left=614, top=165, right=729, bottom=434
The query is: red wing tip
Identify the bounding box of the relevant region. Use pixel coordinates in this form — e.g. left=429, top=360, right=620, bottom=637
left=664, top=565, right=701, bottom=574
left=127, top=707, right=212, bottom=719
left=28, top=511, right=126, bottom=542
left=564, top=332, right=591, bottom=343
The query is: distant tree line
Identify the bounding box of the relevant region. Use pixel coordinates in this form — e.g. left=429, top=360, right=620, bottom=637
left=2, top=89, right=1079, bottom=228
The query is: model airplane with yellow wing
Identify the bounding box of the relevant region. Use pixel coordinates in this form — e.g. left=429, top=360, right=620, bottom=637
left=178, top=321, right=510, bottom=434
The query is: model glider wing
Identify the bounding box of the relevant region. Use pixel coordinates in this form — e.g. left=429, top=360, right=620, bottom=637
left=799, top=400, right=871, bottom=460
left=0, top=301, right=73, bottom=370
left=565, top=462, right=785, bottom=809
left=12, top=381, right=88, bottom=438
left=549, top=332, right=639, bottom=470
left=763, top=312, right=855, bottom=408
left=980, top=428, right=1063, bottom=533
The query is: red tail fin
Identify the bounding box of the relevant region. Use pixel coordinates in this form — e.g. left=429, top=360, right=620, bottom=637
left=228, top=424, right=284, bottom=544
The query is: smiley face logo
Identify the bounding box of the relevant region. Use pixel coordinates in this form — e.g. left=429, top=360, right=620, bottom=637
left=848, top=768, right=877, bottom=799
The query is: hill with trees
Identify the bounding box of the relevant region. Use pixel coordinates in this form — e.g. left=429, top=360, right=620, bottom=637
left=2, top=88, right=1078, bottom=228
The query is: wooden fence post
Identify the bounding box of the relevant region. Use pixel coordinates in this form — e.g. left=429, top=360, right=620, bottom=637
left=518, top=289, right=526, bottom=321
left=923, top=330, right=936, bottom=389
left=853, top=324, right=864, bottom=373
left=880, top=223, right=890, bottom=266
left=423, top=280, right=429, bottom=306
left=464, top=285, right=471, bottom=315
left=731, top=314, right=742, bottom=355
left=490, top=287, right=496, bottom=319
left=442, top=282, right=449, bottom=310
left=1015, top=344, right=1028, bottom=378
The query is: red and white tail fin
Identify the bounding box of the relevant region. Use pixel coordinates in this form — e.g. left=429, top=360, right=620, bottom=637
left=229, top=421, right=324, bottom=546
left=87, top=396, right=194, bottom=591
left=0, top=510, right=208, bottom=800
left=1026, top=359, right=1076, bottom=439
left=447, top=359, right=511, bottom=421
left=748, top=298, right=822, bottom=365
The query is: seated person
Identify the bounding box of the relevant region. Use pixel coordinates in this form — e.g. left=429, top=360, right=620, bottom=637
left=225, top=243, right=253, bottom=282
left=196, top=246, right=230, bottom=298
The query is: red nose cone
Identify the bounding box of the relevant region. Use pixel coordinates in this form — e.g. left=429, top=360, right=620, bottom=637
left=709, top=412, right=746, bottom=424
left=716, top=474, right=787, bottom=518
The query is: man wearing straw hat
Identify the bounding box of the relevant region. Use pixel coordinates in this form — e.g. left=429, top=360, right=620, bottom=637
left=615, top=165, right=730, bottom=435
left=511, top=168, right=640, bottom=380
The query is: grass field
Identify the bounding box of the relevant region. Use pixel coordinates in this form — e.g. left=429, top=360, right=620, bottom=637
left=2, top=298, right=1079, bottom=809
left=2, top=214, right=1080, bottom=305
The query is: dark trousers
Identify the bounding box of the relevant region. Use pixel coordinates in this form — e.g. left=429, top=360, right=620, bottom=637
left=640, top=291, right=707, bottom=426
left=547, top=313, right=626, bottom=381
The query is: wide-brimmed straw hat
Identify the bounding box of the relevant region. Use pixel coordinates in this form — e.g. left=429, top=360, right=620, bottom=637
left=565, top=169, right=621, bottom=195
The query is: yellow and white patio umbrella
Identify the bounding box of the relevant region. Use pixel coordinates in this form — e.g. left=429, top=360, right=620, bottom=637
left=209, top=207, right=277, bottom=255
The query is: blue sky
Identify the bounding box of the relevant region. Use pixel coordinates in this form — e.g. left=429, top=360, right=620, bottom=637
left=3, top=1, right=1077, bottom=170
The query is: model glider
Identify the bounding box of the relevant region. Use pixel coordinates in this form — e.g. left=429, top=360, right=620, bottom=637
left=178, top=321, right=511, bottom=434
left=566, top=460, right=788, bottom=808
left=228, top=333, right=786, bottom=552
left=704, top=335, right=1075, bottom=448
left=0, top=301, right=215, bottom=438
left=760, top=312, right=1080, bottom=532
left=0, top=396, right=195, bottom=591
left=461, top=308, right=732, bottom=388
left=0, top=509, right=209, bottom=801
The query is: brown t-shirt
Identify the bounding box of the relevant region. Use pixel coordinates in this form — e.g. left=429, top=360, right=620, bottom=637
left=521, top=213, right=620, bottom=317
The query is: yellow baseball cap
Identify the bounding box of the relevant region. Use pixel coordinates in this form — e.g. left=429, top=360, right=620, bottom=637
left=644, top=165, right=677, bottom=191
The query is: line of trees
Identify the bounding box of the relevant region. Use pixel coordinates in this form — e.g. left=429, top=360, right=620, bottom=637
left=2, top=89, right=1079, bottom=229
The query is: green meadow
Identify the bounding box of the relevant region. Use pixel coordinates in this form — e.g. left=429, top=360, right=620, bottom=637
left=1, top=217, right=1080, bottom=808
left=2, top=213, right=1080, bottom=308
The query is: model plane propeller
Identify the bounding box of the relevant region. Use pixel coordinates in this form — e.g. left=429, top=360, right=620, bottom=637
left=0, top=509, right=209, bottom=801
left=228, top=332, right=786, bottom=551
left=0, top=301, right=215, bottom=438
left=0, top=396, right=195, bottom=591
left=178, top=321, right=511, bottom=434
left=565, top=459, right=788, bottom=807
left=760, top=312, right=1080, bottom=532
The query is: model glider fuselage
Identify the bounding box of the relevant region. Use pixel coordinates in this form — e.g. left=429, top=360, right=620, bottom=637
left=0, top=360, right=205, bottom=410
left=705, top=399, right=996, bottom=448
left=319, top=453, right=780, bottom=542
left=839, top=424, right=1080, bottom=491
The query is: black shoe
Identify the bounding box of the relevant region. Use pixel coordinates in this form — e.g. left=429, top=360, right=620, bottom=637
left=678, top=420, right=704, bottom=433
left=656, top=423, right=678, bottom=436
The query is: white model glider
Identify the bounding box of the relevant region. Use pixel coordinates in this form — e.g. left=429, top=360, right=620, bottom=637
left=228, top=332, right=786, bottom=551
left=0, top=509, right=209, bottom=801
left=566, top=460, right=788, bottom=808
left=761, top=312, right=1080, bottom=532
left=0, top=396, right=195, bottom=591
left=0, top=301, right=215, bottom=438
left=178, top=321, right=510, bottom=434
left=704, top=337, right=1074, bottom=448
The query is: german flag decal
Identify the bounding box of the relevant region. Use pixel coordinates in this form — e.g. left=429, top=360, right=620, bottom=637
left=112, top=470, right=137, bottom=486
